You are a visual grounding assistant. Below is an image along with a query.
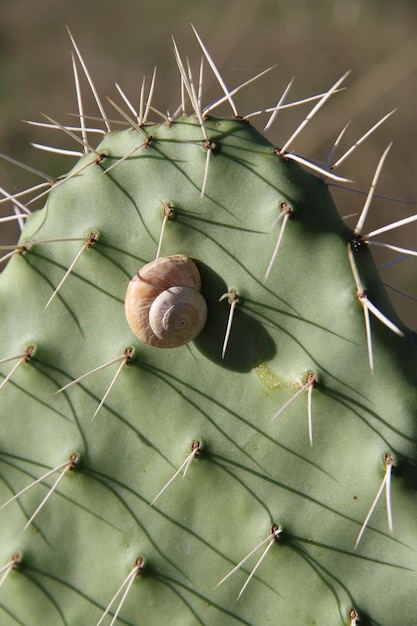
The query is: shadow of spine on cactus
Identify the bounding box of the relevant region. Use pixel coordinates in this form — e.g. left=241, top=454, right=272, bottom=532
left=0, top=27, right=416, bottom=626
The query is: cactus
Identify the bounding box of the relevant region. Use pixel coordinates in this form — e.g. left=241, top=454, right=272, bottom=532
left=0, top=31, right=416, bottom=625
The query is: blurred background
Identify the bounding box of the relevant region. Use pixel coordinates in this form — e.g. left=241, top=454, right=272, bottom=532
left=0, top=0, right=416, bottom=324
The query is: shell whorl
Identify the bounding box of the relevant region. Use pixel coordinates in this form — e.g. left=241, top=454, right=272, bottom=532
left=125, top=255, right=208, bottom=348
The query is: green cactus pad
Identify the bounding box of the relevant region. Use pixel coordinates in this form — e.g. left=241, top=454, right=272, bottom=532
left=0, top=35, right=416, bottom=626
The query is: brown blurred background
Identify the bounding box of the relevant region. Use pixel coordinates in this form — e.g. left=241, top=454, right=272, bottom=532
left=0, top=0, right=416, bottom=324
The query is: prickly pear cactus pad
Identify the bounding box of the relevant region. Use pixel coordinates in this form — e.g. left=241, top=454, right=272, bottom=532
left=1, top=31, right=417, bottom=626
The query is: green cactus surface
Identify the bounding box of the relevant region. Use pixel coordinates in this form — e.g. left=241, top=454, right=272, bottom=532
left=0, top=33, right=417, bottom=625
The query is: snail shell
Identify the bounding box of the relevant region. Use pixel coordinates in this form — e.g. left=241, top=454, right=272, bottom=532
left=125, top=254, right=208, bottom=348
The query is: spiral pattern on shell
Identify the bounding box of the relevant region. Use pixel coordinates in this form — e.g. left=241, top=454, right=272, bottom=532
left=125, top=255, right=208, bottom=348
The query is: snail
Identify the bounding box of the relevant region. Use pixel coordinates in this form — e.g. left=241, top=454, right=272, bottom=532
left=125, top=254, right=208, bottom=348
